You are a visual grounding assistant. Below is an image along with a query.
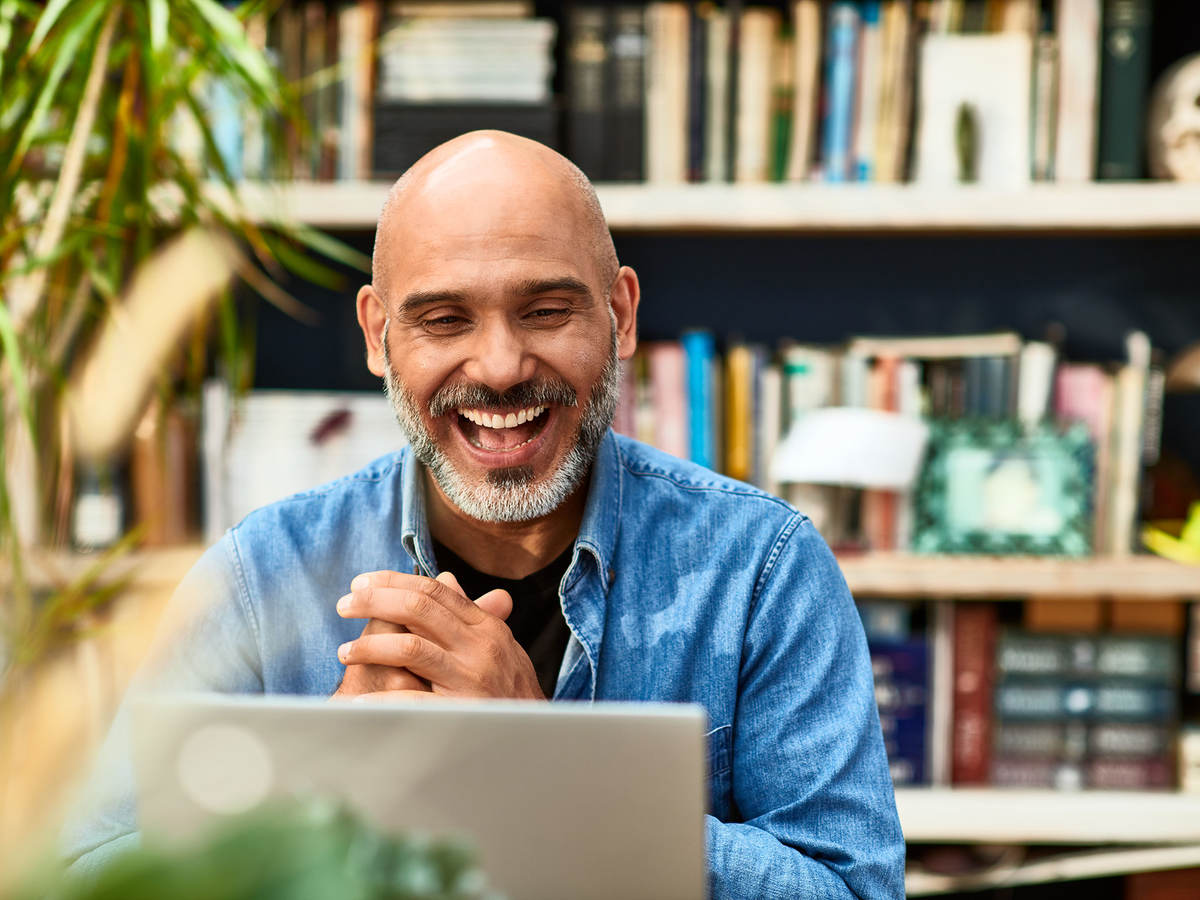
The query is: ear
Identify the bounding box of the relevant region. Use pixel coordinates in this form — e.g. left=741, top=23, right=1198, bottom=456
left=356, top=284, right=387, bottom=377
left=609, top=266, right=640, bottom=361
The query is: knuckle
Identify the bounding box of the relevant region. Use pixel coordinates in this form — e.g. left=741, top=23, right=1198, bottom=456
left=404, top=590, right=437, bottom=621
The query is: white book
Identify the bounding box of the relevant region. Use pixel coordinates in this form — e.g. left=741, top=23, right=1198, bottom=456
left=1108, top=332, right=1151, bottom=557
left=915, top=34, right=1032, bottom=188
left=1054, top=0, right=1100, bottom=182
left=645, top=2, right=690, bottom=184
left=1016, top=340, right=1057, bottom=431
left=786, top=0, right=822, bottom=181
left=704, top=8, right=730, bottom=182
left=734, top=8, right=780, bottom=183
left=1001, top=0, right=1038, bottom=34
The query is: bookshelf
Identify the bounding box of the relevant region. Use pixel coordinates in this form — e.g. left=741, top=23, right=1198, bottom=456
left=238, top=181, right=1200, bottom=233
left=840, top=553, right=1200, bottom=599
left=896, top=787, right=1200, bottom=844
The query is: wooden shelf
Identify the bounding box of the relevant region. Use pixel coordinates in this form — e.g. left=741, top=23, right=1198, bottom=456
left=839, top=552, right=1200, bottom=600
left=233, top=181, right=1200, bottom=233
left=897, top=788, right=1200, bottom=844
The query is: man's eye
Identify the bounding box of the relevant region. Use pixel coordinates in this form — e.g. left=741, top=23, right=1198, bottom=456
left=526, top=308, right=570, bottom=324
left=422, top=315, right=467, bottom=333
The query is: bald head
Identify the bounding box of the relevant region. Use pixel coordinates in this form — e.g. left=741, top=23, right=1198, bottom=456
left=371, top=131, right=618, bottom=304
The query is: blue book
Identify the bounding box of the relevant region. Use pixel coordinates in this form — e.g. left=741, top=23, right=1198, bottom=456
left=821, top=2, right=860, bottom=183
left=681, top=330, right=716, bottom=469
left=870, top=639, right=929, bottom=784
left=853, top=1, right=881, bottom=182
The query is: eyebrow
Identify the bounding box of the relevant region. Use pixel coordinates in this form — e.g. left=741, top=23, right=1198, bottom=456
left=398, top=277, right=596, bottom=317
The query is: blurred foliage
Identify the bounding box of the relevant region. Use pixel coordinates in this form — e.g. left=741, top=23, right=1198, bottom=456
left=0, top=0, right=368, bottom=679
left=9, top=799, right=500, bottom=900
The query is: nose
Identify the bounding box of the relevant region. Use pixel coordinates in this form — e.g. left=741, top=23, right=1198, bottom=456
left=460, top=318, right=537, bottom=394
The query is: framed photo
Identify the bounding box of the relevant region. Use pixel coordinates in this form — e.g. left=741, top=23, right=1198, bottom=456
left=913, top=420, right=1094, bottom=556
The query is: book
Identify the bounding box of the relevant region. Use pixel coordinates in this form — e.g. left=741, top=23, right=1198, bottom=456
left=928, top=600, right=956, bottom=785
left=873, top=0, right=913, bottom=184
left=785, top=0, right=822, bottom=182
left=853, top=2, right=884, bottom=181
left=847, top=331, right=1022, bottom=360
left=1108, top=331, right=1151, bottom=555
left=870, top=638, right=931, bottom=785
left=647, top=341, right=689, bottom=459
left=951, top=603, right=997, bottom=784
left=1030, top=29, right=1058, bottom=181
left=703, top=6, right=731, bottom=183
left=821, top=3, right=860, bottom=183
left=734, top=7, right=780, bottom=183
left=1097, top=0, right=1153, bottom=179
left=724, top=341, right=755, bottom=482
left=608, top=5, right=647, bottom=182
left=1054, top=363, right=1115, bottom=553
left=682, top=330, right=717, bottom=469
left=645, top=2, right=690, bottom=183
left=1054, top=0, right=1101, bottom=182
left=686, top=3, right=707, bottom=182
left=336, top=0, right=380, bottom=182
left=769, top=32, right=793, bottom=182
left=565, top=5, right=609, bottom=181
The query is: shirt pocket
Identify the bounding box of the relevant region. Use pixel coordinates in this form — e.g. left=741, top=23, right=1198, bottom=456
left=706, top=723, right=733, bottom=819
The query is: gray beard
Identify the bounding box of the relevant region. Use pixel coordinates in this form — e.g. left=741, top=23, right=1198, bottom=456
left=382, top=322, right=621, bottom=523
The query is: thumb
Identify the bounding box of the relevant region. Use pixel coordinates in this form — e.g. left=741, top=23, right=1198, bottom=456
left=475, top=588, right=513, bottom=622
left=435, top=570, right=467, bottom=597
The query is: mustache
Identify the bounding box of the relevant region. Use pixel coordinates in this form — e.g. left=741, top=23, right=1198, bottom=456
left=428, top=377, right=578, bottom=418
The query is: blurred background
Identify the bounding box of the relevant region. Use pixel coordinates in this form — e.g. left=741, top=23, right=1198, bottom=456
left=2, top=1, right=1200, bottom=898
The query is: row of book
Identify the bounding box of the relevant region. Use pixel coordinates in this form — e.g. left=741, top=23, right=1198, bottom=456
left=616, top=329, right=1166, bottom=556
left=581, top=0, right=1152, bottom=185
left=863, top=597, right=1200, bottom=790
left=211, top=0, right=1157, bottom=185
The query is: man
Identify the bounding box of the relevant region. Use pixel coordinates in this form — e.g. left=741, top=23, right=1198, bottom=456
left=65, top=131, right=905, bottom=897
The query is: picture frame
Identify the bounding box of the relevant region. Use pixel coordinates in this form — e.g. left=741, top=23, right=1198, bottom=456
left=913, top=420, right=1094, bottom=556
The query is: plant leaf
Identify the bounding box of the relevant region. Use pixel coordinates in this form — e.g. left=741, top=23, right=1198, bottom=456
left=147, top=0, right=168, bottom=54
left=0, top=302, right=36, bottom=440
left=27, top=0, right=75, bottom=53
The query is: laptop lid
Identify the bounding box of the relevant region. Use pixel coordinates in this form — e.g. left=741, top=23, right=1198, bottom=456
left=131, top=694, right=707, bottom=900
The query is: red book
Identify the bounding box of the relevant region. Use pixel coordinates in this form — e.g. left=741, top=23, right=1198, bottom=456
left=951, top=603, right=998, bottom=784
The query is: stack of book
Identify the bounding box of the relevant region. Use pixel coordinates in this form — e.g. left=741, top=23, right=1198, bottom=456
left=991, top=630, right=1178, bottom=790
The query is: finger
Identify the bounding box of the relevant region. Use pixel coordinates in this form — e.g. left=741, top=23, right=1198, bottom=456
left=436, top=570, right=467, bottom=597
left=338, top=662, right=428, bottom=695
left=338, top=585, right=467, bottom=642
left=474, top=588, right=513, bottom=622
left=338, top=632, right=458, bottom=685
left=342, top=573, right=487, bottom=628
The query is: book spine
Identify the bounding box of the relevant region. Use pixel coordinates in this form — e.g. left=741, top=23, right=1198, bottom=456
left=822, top=3, right=861, bottom=183
left=703, top=8, right=730, bottom=182
left=786, top=0, right=822, bottom=182
left=734, top=9, right=780, bottom=183
left=1031, top=30, right=1059, bottom=181
left=770, top=33, right=794, bottom=183
left=1096, top=0, right=1152, bottom=180
left=682, top=330, right=717, bottom=469
left=853, top=1, right=883, bottom=181
left=951, top=604, right=997, bottom=784
left=724, top=342, right=754, bottom=482
left=724, top=0, right=743, bottom=182
left=609, top=5, right=647, bottom=182
left=566, top=4, right=610, bottom=182
left=648, top=342, right=690, bottom=459
left=645, top=2, right=690, bottom=183
left=1054, top=0, right=1101, bottom=182
left=687, top=2, right=707, bottom=182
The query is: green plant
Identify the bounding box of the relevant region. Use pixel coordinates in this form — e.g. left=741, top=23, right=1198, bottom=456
left=0, top=0, right=367, bottom=677
left=10, top=799, right=498, bottom=900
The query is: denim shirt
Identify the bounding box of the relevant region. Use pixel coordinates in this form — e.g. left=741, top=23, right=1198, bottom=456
left=64, top=431, right=905, bottom=898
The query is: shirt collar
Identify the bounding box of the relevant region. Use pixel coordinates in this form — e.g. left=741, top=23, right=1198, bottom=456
left=398, top=430, right=624, bottom=588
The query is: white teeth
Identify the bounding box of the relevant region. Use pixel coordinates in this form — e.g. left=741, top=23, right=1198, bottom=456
left=457, top=406, right=549, bottom=429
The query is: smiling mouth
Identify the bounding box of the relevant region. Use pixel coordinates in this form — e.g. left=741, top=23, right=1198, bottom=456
left=454, top=404, right=551, bottom=452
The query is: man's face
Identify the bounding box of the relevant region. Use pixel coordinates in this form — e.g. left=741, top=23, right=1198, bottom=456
left=370, top=184, right=629, bottom=522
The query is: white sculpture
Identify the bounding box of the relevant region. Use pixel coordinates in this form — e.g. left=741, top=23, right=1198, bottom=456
left=1147, top=53, right=1200, bottom=181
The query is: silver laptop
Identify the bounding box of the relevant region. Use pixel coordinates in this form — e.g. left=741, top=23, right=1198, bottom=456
left=131, top=694, right=707, bottom=900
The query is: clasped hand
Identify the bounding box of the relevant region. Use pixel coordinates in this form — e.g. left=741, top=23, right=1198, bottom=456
left=330, top=570, right=544, bottom=702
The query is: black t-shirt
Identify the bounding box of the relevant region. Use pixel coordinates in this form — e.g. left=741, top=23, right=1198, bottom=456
left=432, top=540, right=572, bottom=699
